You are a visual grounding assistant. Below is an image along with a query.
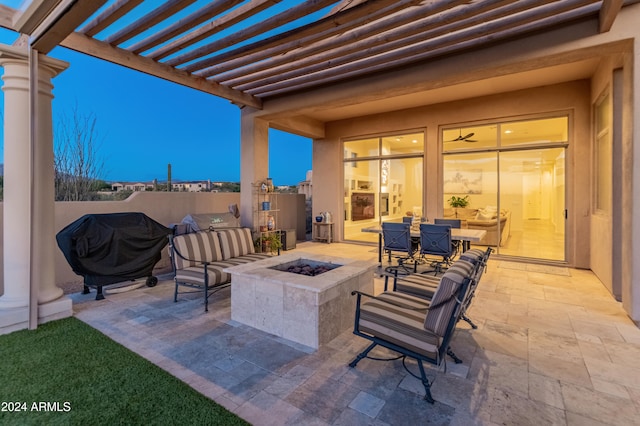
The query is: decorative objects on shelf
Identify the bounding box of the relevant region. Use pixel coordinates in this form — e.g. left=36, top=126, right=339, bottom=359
left=253, top=180, right=280, bottom=254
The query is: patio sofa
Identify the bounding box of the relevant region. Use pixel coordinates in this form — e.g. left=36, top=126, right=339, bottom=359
left=443, top=207, right=511, bottom=246
left=169, top=228, right=271, bottom=311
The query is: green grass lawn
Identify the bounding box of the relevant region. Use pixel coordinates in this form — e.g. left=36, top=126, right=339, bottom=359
left=0, top=317, right=249, bottom=426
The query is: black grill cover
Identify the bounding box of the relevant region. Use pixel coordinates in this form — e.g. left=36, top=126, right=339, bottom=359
left=56, top=212, right=172, bottom=286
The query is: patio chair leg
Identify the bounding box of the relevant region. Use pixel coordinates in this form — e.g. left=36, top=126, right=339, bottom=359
left=174, top=282, right=178, bottom=303
left=461, top=314, right=478, bottom=329
left=349, top=342, right=377, bottom=368
left=447, top=347, right=463, bottom=364
left=417, top=360, right=435, bottom=404
left=83, top=285, right=90, bottom=295
left=95, top=286, right=105, bottom=301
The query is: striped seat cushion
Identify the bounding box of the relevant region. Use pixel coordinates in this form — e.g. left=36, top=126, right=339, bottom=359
left=423, top=270, right=466, bottom=336
left=395, top=274, right=439, bottom=300
left=375, top=291, right=431, bottom=310
left=217, top=228, right=255, bottom=260
left=460, top=248, right=485, bottom=263
left=175, top=263, right=231, bottom=287
left=359, top=295, right=440, bottom=358
left=225, top=253, right=272, bottom=265
left=394, top=259, right=474, bottom=300
left=172, top=231, right=223, bottom=269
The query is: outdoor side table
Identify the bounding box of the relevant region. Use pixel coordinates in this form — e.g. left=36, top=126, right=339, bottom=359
left=313, top=222, right=334, bottom=243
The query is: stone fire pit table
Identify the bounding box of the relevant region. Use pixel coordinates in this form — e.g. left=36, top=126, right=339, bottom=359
left=224, top=252, right=376, bottom=349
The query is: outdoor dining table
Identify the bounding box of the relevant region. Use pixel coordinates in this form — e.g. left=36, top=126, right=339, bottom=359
left=361, top=223, right=487, bottom=264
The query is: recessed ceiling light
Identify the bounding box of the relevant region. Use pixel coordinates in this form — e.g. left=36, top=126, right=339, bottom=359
left=412, top=139, right=417, bottom=143
left=504, top=130, right=513, bottom=134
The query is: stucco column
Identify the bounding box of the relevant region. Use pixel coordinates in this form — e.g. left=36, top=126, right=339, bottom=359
left=0, top=51, right=30, bottom=309
left=0, top=45, right=70, bottom=333
left=33, top=55, right=68, bottom=305
left=239, top=108, right=269, bottom=229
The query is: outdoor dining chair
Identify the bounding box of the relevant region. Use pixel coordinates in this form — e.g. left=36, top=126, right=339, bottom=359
left=419, top=223, right=456, bottom=275
left=382, top=221, right=417, bottom=274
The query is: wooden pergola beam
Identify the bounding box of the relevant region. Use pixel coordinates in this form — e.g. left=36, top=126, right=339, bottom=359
left=127, top=0, right=244, bottom=55
left=216, top=0, right=517, bottom=85
left=12, top=0, right=60, bottom=34
left=181, top=0, right=415, bottom=73
left=199, top=0, right=469, bottom=80
left=599, top=0, right=623, bottom=32
left=103, top=0, right=196, bottom=46
left=30, top=0, right=108, bottom=54
left=251, top=1, right=600, bottom=97
left=80, top=0, right=143, bottom=37
left=147, top=0, right=281, bottom=62
left=168, top=0, right=340, bottom=69
left=61, top=32, right=261, bottom=109
left=0, top=5, right=16, bottom=30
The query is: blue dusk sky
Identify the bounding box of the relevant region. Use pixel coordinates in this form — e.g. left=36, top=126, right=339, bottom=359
left=0, top=4, right=313, bottom=186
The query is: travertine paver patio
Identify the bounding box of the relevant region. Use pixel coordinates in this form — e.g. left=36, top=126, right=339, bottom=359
left=71, top=242, right=640, bottom=425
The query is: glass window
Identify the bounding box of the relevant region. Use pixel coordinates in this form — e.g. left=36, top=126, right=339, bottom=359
left=344, top=138, right=378, bottom=158
left=500, top=117, right=568, bottom=147
left=595, top=92, right=611, bottom=213
left=343, top=132, right=424, bottom=243
left=381, top=133, right=424, bottom=155
left=442, top=116, right=568, bottom=261
left=443, top=125, right=497, bottom=152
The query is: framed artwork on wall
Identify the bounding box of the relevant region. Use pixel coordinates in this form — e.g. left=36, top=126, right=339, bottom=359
left=443, top=169, right=482, bottom=194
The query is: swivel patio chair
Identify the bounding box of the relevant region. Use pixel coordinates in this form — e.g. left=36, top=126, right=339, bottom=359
left=386, top=247, right=493, bottom=331
left=349, top=269, right=473, bottom=403
left=419, top=223, right=456, bottom=275
left=382, top=222, right=417, bottom=274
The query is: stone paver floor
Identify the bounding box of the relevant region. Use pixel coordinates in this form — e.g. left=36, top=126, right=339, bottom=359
left=71, top=242, right=640, bottom=425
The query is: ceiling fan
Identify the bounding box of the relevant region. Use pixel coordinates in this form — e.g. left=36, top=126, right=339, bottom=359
left=446, top=129, right=477, bottom=142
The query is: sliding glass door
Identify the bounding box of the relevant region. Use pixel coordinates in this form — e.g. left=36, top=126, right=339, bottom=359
left=343, top=133, right=424, bottom=243
left=443, top=117, right=567, bottom=261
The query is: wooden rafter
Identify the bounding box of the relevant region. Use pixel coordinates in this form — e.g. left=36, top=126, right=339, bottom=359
left=147, top=0, right=281, bottom=62
left=181, top=0, right=414, bottom=73
left=80, top=0, right=144, bottom=37
left=250, top=1, right=600, bottom=97
left=600, top=0, right=623, bottom=32
left=61, top=32, right=261, bottom=109
left=127, top=0, right=244, bottom=55
left=0, top=5, right=16, bottom=30
left=214, top=0, right=518, bottom=85
left=228, top=0, right=569, bottom=89
left=197, top=0, right=463, bottom=79
left=30, top=0, right=108, bottom=54
left=167, top=0, right=340, bottom=68
left=103, top=0, right=196, bottom=46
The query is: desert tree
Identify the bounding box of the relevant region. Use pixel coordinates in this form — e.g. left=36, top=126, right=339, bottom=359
left=54, top=105, right=106, bottom=201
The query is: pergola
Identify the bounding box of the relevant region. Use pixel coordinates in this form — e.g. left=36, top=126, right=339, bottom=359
left=0, top=0, right=637, bottom=333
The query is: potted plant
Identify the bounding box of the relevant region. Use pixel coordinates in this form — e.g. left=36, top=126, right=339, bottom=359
left=447, top=195, right=470, bottom=218
left=254, top=233, right=283, bottom=254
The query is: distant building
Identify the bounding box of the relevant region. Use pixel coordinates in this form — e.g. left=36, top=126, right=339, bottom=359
left=111, top=180, right=213, bottom=192
left=111, top=182, right=154, bottom=192
left=297, top=170, right=312, bottom=200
